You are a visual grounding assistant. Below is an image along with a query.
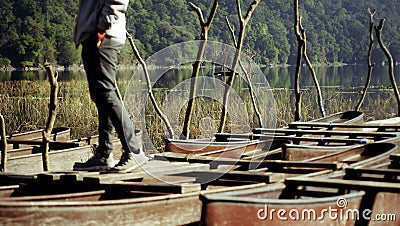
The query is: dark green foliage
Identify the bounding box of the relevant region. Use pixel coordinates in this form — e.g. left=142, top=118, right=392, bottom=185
left=0, top=0, right=400, bottom=67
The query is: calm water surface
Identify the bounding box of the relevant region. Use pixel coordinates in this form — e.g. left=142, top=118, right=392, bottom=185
left=1, top=65, right=399, bottom=89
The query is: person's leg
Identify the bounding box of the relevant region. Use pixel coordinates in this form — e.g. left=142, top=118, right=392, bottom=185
left=73, top=34, right=117, bottom=171
left=74, top=34, right=146, bottom=172
left=96, top=37, right=142, bottom=154
left=96, top=105, right=115, bottom=155
left=96, top=37, right=147, bottom=172
left=82, top=34, right=115, bottom=157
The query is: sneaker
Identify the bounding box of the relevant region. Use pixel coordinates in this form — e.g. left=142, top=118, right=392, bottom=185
left=109, top=151, right=148, bottom=173
left=73, top=152, right=115, bottom=171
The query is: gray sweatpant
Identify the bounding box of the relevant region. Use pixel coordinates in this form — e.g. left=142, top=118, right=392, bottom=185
left=81, top=34, right=141, bottom=156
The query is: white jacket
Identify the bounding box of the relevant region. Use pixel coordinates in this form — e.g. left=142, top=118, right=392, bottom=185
left=74, top=0, right=129, bottom=47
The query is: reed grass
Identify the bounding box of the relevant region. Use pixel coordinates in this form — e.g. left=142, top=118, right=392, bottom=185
left=0, top=79, right=397, bottom=151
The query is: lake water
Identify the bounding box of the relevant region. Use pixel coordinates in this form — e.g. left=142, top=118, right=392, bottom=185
left=1, top=65, right=399, bottom=89
left=1, top=64, right=398, bottom=142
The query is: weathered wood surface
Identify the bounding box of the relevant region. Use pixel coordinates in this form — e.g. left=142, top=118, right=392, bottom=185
left=304, top=110, right=365, bottom=123
left=5, top=127, right=71, bottom=150
left=215, top=132, right=374, bottom=144
left=4, top=145, right=93, bottom=174
left=288, top=121, right=400, bottom=131
left=254, top=128, right=399, bottom=139
left=345, top=167, right=400, bottom=182
left=285, top=176, right=400, bottom=194
left=165, top=137, right=265, bottom=155
left=0, top=178, right=268, bottom=226
left=155, top=152, right=345, bottom=172
left=287, top=142, right=397, bottom=168
left=200, top=182, right=365, bottom=226
left=5, top=127, right=70, bottom=141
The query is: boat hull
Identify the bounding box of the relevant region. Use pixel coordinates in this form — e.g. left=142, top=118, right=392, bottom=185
left=201, top=184, right=365, bottom=226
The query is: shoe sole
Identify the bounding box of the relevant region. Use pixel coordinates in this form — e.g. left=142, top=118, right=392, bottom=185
left=109, top=160, right=148, bottom=173
left=73, top=165, right=112, bottom=172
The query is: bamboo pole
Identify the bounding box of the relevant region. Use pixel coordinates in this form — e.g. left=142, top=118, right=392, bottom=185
left=126, top=32, right=174, bottom=138
left=181, top=0, right=218, bottom=139
left=0, top=113, right=6, bottom=172
left=218, top=0, right=259, bottom=133
left=375, top=19, right=400, bottom=116
left=43, top=62, right=59, bottom=171
left=356, top=9, right=376, bottom=112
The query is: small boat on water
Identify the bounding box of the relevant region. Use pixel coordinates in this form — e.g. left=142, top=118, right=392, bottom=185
left=2, top=132, right=125, bottom=174
left=200, top=143, right=399, bottom=226
left=307, top=110, right=365, bottom=124
left=5, top=127, right=70, bottom=149
left=0, top=140, right=396, bottom=225
left=201, top=171, right=400, bottom=226
left=165, top=137, right=263, bottom=154
left=305, top=142, right=397, bottom=168
left=0, top=182, right=270, bottom=225
left=4, top=140, right=387, bottom=226
left=1, top=127, right=71, bottom=158
left=165, top=111, right=365, bottom=157
left=5, top=127, right=70, bottom=141
left=200, top=182, right=366, bottom=225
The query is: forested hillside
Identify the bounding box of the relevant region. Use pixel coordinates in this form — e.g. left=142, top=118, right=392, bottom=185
left=0, top=0, right=399, bottom=68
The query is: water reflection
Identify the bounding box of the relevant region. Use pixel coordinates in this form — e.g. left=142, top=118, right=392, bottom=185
left=0, top=65, right=399, bottom=89
left=262, top=65, right=400, bottom=89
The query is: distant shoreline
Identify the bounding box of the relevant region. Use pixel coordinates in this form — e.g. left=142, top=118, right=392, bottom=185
left=5, top=61, right=398, bottom=73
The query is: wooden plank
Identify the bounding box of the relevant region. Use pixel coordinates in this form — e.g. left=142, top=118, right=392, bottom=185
left=83, top=160, right=210, bottom=184
left=34, top=172, right=101, bottom=183
left=171, top=170, right=284, bottom=184
left=0, top=190, right=106, bottom=202
left=346, top=167, right=400, bottom=176
left=214, top=133, right=373, bottom=144
left=0, top=173, right=37, bottom=184
left=285, top=177, right=400, bottom=193
left=345, top=167, right=400, bottom=182
left=6, top=139, right=86, bottom=149
left=141, top=175, right=197, bottom=184
left=288, top=122, right=400, bottom=130
left=390, top=153, right=400, bottom=162
left=110, top=181, right=202, bottom=194
left=253, top=128, right=399, bottom=139
left=155, top=152, right=344, bottom=171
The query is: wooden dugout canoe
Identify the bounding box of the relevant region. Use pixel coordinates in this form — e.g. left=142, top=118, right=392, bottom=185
left=5, top=127, right=71, bottom=142
left=283, top=129, right=400, bottom=162
left=156, top=142, right=397, bottom=180
left=0, top=144, right=362, bottom=226
left=5, top=127, right=71, bottom=149
left=0, top=170, right=272, bottom=226
left=200, top=148, right=400, bottom=226
left=308, top=110, right=365, bottom=124
left=323, top=154, right=400, bottom=226
left=201, top=182, right=366, bottom=226
left=4, top=145, right=93, bottom=174
left=305, top=142, right=398, bottom=168
left=282, top=176, right=400, bottom=226
left=165, top=111, right=365, bottom=156
left=2, top=127, right=71, bottom=159
left=0, top=143, right=394, bottom=225
left=165, top=137, right=264, bottom=154
left=2, top=130, right=127, bottom=174
left=0, top=187, right=260, bottom=226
